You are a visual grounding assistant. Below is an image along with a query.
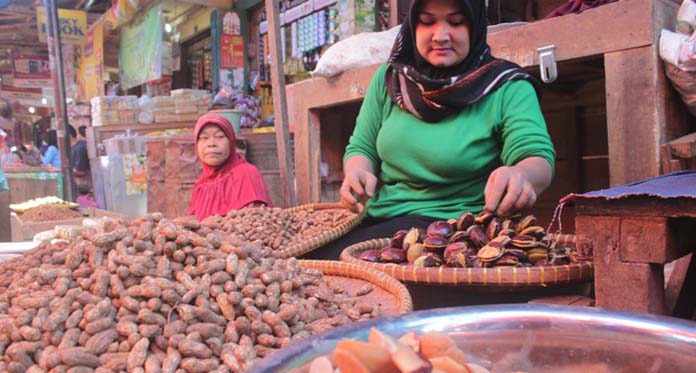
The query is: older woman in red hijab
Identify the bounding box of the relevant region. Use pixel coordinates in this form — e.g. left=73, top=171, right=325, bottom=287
left=189, top=113, right=272, bottom=220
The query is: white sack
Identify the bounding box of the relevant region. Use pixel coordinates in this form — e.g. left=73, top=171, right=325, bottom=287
left=311, top=25, right=401, bottom=78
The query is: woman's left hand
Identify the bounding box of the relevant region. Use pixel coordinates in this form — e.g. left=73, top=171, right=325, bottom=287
left=483, top=157, right=553, bottom=217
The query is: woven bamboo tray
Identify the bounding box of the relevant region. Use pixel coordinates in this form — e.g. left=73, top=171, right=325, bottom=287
left=298, top=260, right=413, bottom=315
left=340, top=236, right=593, bottom=287
left=273, top=203, right=365, bottom=259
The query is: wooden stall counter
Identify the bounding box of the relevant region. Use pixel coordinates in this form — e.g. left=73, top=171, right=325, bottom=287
left=570, top=171, right=696, bottom=318
left=0, top=166, right=64, bottom=241
left=288, top=0, right=687, bottom=209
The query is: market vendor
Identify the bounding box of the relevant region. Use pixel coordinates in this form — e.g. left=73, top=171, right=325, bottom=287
left=305, top=0, right=555, bottom=260
left=189, top=113, right=273, bottom=220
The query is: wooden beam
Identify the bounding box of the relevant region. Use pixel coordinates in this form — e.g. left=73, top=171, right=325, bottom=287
left=236, top=0, right=263, bottom=11
left=178, top=0, right=233, bottom=9
left=488, top=0, right=659, bottom=67
left=388, top=0, right=398, bottom=27
left=264, top=0, right=296, bottom=208
left=605, top=46, right=662, bottom=186
left=0, top=15, right=31, bottom=21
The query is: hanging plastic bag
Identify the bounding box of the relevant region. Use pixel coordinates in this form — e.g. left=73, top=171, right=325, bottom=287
left=137, top=95, right=154, bottom=124
left=677, top=0, right=696, bottom=35
left=665, top=63, right=696, bottom=117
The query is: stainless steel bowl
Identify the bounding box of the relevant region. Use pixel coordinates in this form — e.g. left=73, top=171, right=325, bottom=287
left=249, top=304, right=696, bottom=372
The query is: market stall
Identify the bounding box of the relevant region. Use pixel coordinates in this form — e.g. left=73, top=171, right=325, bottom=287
left=3, top=0, right=696, bottom=370
left=0, top=166, right=63, bottom=241
left=288, top=0, right=688, bottom=231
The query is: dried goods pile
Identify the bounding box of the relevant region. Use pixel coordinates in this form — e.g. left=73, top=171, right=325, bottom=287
left=301, top=328, right=493, bottom=373
left=357, top=211, right=588, bottom=268
left=0, top=214, right=382, bottom=372
left=19, top=205, right=83, bottom=223
left=204, top=207, right=357, bottom=252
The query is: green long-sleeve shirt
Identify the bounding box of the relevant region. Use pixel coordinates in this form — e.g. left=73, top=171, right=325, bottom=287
left=344, top=63, right=556, bottom=220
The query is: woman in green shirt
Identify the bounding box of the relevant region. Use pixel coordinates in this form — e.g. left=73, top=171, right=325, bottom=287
left=306, top=0, right=555, bottom=259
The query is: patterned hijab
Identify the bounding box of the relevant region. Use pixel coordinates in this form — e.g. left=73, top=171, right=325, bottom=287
left=386, top=0, right=539, bottom=122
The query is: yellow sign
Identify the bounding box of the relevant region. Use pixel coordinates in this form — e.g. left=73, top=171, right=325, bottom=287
left=77, top=21, right=104, bottom=100
left=36, top=8, right=87, bottom=45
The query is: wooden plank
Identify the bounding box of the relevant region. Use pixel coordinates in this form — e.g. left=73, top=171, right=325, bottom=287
left=288, top=64, right=377, bottom=111
left=488, top=0, right=659, bottom=67
left=574, top=197, right=696, bottom=218
left=605, top=46, right=661, bottom=186
left=671, top=253, right=696, bottom=319
left=618, top=217, right=685, bottom=264
left=308, top=110, right=321, bottom=204
left=287, top=83, right=310, bottom=204
left=579, top=215, right=667, bottom=314
left=664, top=254, right=693, bottom=316
left=265, top=0, right=296, bottom=208
left=388, top=0, right=398, bottom=27
left=666, top=132, right=696, bottom=159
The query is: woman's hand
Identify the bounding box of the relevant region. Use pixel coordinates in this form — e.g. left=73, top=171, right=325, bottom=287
left=484, top=157, right=553, bottom=217
left=340, top=155, right=378, bottom=212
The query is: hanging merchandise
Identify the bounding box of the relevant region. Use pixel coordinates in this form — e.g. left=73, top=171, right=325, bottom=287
left=328, top=7, right=339, bottom=45
left=119, top=5, right=163, bottom=89
left=291, top=22, right=299, bottom=58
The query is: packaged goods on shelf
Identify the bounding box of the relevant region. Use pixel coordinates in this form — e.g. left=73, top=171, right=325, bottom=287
left=153, top=96, right=175, bottom=108
left=154, top=113, right=179, bottom=123
left=67, top=103, right=91, bottom=117
left=90, top=96, right=138, bottom=110
left=173, top=113, right=200, bottom=122
left=171, top=88, right=209, bottom=96
left=174, top=104, right=198, bottom=114
left=103, top=134, right=147, bottom=156
left=67, top=103, right=93, bottom=127
left=91, top=96, right=139, bottom=126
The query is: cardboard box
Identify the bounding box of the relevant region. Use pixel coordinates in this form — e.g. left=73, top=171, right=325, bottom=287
left=10, top=208, right=126, bottom=242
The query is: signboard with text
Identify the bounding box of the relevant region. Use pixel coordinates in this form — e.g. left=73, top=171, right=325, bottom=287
left=12, top=52, right=51, bottom=88
left=36, top=8, right=87, bottom=45
left=220, top=35, right=244, bottom=69
left=78, top=21, right=105, bottom=100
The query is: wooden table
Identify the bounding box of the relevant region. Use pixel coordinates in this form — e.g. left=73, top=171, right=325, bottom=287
left=575, top=196, right=696, bottom=316
left=288, top=0, right=688, bottom=205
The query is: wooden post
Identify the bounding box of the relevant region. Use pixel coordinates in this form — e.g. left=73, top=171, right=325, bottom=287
left=264, top=0, right=296, bottom=208
left=43, top=0, right=75, bottom=202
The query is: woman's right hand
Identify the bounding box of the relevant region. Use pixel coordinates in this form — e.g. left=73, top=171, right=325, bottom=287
left=340, top=168, right=378, bottom=213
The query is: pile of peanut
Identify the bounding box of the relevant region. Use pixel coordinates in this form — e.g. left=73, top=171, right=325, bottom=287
left=203, top=207, right=357, bottom=252
left=20, top=205, right=83, bottom=223
left=0, top=214, right=380, bottom=372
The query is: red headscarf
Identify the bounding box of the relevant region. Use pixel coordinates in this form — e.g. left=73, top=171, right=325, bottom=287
left=189, top=113, right=273, bottom=220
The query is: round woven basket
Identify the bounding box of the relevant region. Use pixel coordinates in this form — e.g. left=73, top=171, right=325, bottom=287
left=340, top=236, right=592, bottom=287
left=273, top=203, right=365, bottom=259
left=298, top=260, right=413, bottom=315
